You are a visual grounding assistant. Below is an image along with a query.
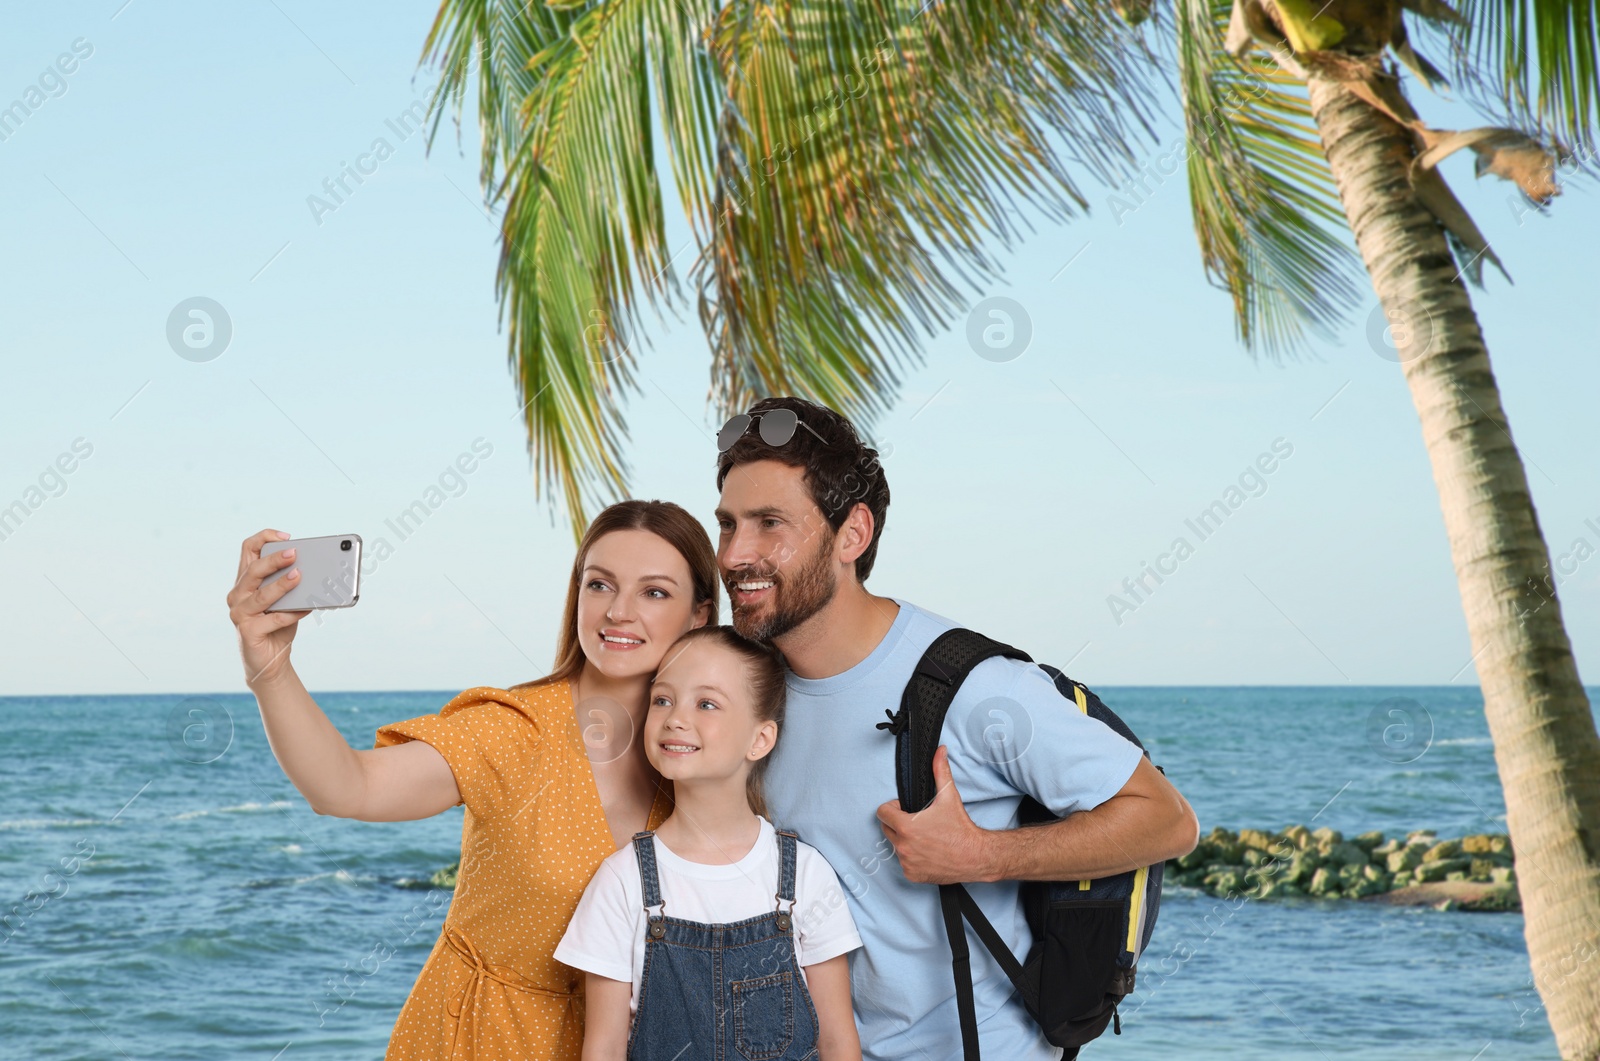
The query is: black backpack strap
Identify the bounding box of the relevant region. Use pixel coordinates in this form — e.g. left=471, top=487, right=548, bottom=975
left=950, top=883, right=1037, bottom=1012
left=883, top=629, right=1033, bottom=1060
left=934, top=882, right=1041, bottom=1061
left=885, top=629, right=1032, bottom=811
left=940, top=886, right=981, bottom=1061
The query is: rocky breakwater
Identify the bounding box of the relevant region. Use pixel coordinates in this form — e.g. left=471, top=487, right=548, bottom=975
left=1165, top=826, right=1519, bottom=912
left=430, top=826, right=1519, bottom=911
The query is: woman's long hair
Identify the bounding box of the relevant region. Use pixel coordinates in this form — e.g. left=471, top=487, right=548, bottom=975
left=514, top=500, right=721, bottom=692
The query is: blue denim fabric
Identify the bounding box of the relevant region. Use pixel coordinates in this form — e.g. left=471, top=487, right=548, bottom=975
left=626, top=826, right=821, bottom=1061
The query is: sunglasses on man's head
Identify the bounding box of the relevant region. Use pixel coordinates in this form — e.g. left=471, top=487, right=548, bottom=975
left=717, top=409, right=806, bottom=452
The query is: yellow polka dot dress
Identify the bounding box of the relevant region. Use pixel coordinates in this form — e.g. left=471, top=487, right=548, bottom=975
left=374, top=679, right=673, bottom=1060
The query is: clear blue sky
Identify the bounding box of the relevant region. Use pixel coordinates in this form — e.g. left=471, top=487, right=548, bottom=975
left=3, top=2, right=1597, bottom=695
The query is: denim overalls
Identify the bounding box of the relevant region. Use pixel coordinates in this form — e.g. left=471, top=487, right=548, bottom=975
left=625, top=825, right=821, bottom=1061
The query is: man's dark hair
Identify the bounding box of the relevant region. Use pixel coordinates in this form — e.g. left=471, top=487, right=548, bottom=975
left=715, top=395, right=890, bottom=582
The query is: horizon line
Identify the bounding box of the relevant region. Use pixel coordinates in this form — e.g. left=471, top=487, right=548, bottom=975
left=10, top=682, right=1600, bottom=699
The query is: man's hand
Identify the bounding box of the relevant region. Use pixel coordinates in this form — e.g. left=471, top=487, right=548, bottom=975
left=875, top=745, right=993, bottom=884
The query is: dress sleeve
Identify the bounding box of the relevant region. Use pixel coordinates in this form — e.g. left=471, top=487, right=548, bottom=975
left=553, top=856, right=639, bottom=984
left=373, top=686, right=546, bottom=819
left=793, top=844, right=863, bottom=968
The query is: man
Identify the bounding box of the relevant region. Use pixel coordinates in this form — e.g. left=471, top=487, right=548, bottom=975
left=712, top=395, right=1199, bottom=1060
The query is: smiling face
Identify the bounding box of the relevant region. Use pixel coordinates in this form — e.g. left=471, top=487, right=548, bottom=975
left=575, top=528, right=712, bottom=682
left=715, top=459, right=843, bottom=643
left=645, top=638, right=776, bottom=787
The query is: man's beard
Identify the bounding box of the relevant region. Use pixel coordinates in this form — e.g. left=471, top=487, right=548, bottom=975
left=728, top=534, right=838, bottom=643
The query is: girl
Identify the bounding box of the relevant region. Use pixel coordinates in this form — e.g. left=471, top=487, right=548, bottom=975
left=554, top=626, right=863, bottom=1060
left=227, top=500, right=719, bottom=1060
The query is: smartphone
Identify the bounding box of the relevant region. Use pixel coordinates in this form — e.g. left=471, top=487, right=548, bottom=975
left=261, top=534, right=362, bottom=612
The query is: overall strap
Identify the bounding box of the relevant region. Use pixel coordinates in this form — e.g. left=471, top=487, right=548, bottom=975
left=774, top=828, right=799, bottom=904
left=630, top=831, right=664, bottom=913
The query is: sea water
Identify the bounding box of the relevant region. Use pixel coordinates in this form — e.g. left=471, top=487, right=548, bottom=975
left=0, top=686, right=1576, bottom=1059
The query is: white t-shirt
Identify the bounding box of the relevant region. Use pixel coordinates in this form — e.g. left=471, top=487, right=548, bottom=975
left=554, top=815, right=863, bottom=1014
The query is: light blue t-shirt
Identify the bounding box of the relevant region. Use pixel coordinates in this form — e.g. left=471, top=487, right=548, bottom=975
left=762, top=598, right=1145, bottom=1061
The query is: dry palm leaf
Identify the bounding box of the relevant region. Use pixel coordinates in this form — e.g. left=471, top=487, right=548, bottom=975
left=1417, top=127, right=1562, bottom=202
left=1222, top=0, right=1561, bottom=284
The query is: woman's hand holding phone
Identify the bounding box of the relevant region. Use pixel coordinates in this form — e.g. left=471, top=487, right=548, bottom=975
left=225, top=527, right=459, bottom=822
left=228, top=528, right=311, bottom=688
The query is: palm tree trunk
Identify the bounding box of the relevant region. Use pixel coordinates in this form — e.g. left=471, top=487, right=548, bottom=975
left=1306, top=73, right=1600, bottom=1059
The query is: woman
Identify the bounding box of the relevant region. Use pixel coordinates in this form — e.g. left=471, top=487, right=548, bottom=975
left=227, top=500, right=720, bottom=1060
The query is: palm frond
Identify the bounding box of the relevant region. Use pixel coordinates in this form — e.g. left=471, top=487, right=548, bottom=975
left=1176, top=0, right=1364, bottom=355
left=1447, top=0, right=1600, bottom=158
left=693, top=0, right=1167, bottom=432
left=420, top=0, right=1168, bottom=536
left=420, top=0, right=566, bottom=192
left=422, top=0, right=723, bottom=539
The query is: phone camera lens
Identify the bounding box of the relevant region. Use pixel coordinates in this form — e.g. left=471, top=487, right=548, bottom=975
left=340, top=540, right=352, bottom=551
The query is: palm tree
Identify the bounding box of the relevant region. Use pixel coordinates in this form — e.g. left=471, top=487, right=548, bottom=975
left=1172, top=0, right=1600, bottom=1054
left=416, top=0, right=1163, bottom=527
left=415, top=0, right=1600, bottom=1052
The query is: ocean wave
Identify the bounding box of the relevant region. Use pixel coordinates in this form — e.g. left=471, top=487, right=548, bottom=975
left=0, top=818, right=104, bottom=830
left=154, top=931, right=275, bottom=960
left=171, top=801, right=293, bottom=821
left=241, top=869, right=368, bottom=890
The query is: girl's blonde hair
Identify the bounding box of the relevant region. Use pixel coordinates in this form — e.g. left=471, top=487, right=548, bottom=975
left=657, top=625, right=787, bottom=818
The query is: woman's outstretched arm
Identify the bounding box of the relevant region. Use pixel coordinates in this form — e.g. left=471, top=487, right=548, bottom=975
left=228, top=528, right=459, bottom=821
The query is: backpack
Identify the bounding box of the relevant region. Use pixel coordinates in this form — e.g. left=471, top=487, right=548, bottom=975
left=874, top=628, right=1164, bottom=1061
